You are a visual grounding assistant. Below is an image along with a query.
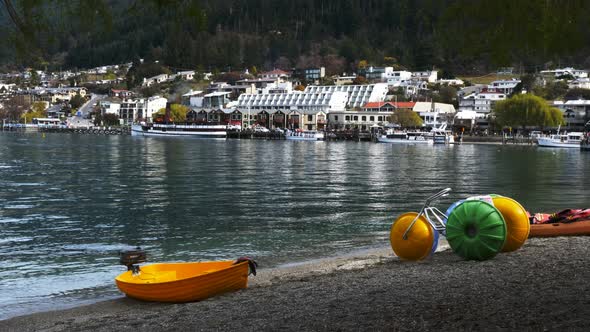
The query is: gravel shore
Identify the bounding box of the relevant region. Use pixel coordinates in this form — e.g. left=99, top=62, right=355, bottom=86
left=1, top=237, right=589, bottom=331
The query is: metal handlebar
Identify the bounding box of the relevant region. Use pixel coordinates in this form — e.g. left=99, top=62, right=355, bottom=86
left=402, top=188, right=452, bottom=240
left=424, top=188, right=452, bottom=205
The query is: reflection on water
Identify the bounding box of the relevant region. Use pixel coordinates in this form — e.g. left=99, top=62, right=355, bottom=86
left=0, top=132, right=589, bottom=319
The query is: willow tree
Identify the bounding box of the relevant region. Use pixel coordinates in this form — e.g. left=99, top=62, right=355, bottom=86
left=493, top=94, right=564, bottom=129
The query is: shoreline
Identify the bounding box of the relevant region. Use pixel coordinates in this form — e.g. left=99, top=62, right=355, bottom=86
left=0, top=130, right=539, bottom=146
left=0, top=242, right=434, bottom=321
left=2, top=237, right=589, bottom=331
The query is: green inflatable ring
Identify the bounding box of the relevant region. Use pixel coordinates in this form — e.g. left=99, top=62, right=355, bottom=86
left=446, top=200, right=507, bottom=260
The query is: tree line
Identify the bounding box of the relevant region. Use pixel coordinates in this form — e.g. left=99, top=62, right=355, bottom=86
left=2, top=0, right=590, bottom=75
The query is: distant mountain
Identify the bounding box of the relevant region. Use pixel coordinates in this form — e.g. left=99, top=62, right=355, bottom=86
left=2, top=0, right=590, bottom=74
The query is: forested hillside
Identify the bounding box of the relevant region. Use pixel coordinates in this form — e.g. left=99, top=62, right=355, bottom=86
left=2, top=0, right=590, bottom=74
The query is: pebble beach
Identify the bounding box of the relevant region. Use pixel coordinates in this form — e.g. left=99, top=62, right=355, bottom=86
left=1, top=237, right=589, bottom=331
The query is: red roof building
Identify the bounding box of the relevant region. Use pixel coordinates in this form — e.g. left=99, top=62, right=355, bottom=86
left=363, top=101, right=415, bottom=112
left=259, top=69, right=290, bottom=80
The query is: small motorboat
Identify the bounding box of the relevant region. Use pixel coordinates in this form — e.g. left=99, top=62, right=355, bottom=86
left=115, top=249, right=257, bottom=302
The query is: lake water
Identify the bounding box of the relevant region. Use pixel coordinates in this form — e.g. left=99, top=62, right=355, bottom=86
left=1, top=132, right=589, bottom=319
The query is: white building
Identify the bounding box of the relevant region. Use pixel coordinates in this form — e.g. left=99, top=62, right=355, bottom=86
left=457, top=85, right=486, bottom=98
left=459, top=90, right=507, bottom=115
left=200, top=91, right=232, bottom=109
left=412, top=70, right=438, bottom=83
left=22, top=87, right=87, bottom=104
left=261, top=81, right=293, bottom=94
left=100, top=100, right=121, bottom=115
left=303, top=83, right=388, bottom=108
left=259, top=69, right=290, bottom=80
left=333, top=74, right=356, bottom=85
left=327, top=111, right=392, bottom=130
left=385, top=71, right=412, bottom=87
left=437, top=78, right=465, bottom=86
left=413, top=102, right=456, bottom=128
left=237, top=91, right=344, bottom=130
left=146, top=96, right=168, bottom=119
left=488, top=79, right=521, bottom=95
left=237, top=91, right=347, bottom=114
left=553, top=100, right=590, bottom=129
left=568, top=78, right=590, bottom=90
left=175, top=71, right=195, bottom=81
left=119, top=96, right=167, bottom=124
left=399, top=80, right=429, bottom=97
left=0, top=83, right=16, bottom=96
left=182, top=90, right=204, bottom=107
left=363, top=66, right=390, bottom=80
left=540, top=67, right=588, bottom=79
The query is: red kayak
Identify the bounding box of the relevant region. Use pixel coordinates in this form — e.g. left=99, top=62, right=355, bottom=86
left=529, top=220, right=590, bottom=237
left=528, top=209, right=590, bottom=238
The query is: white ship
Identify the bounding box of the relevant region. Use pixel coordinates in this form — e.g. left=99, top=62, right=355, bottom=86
left=376, top=129, right=433, bottom=144
left=131, top=123, right=228, bottom=138
left=537, top=132, right=584, bottom=148
left=285, top=130, right=325, bottom=141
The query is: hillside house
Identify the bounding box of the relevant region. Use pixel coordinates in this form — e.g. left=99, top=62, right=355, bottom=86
left=412, top=70, right=438, bottom=83
left=540, top=67, right=588, bottom=79
left=142, top=74, right=169, bottom=87
left=259, top=69, right=290, bottom=81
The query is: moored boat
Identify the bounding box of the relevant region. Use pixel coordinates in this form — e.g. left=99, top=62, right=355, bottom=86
left=131, top=123, right=228, bottom=138
left=377, top=129, right=433, bottom=144
left=581, top=134, right=590, bottom=151
left=537, top=132, right=584, bottom=148
left=115, top=249, right=257, bottom=302
left=429, top=124, right=454, bottom=144
left=285, top=130, right=325, bottom=141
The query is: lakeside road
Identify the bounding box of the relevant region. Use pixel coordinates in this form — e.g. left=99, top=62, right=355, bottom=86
left=1, top=237, right=589, bottom=331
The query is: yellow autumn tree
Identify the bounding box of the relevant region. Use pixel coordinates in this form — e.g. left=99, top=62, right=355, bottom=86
left=22, top=102, right=47, bottom=123
left=390, top=109, right=423, bottom=127
left=152, top=104, right=189, bottom=122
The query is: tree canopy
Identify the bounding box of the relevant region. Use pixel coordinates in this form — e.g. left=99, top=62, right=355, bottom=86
left=391, top=108, right=423, bottom=127
left=22, top=101, right=47, bottom=123
left=3, top=1, right=590, bottom=73
left=564, top=88, right=590, bottom=101
left=69, top=93, right=85, bottom=109
left=152, top=104, right=189, bottom=122
left=0, top=96, right=30, bottom=122
left=93, top=112, right=120, bottom=126
left=493, top=94, right=564, bottom=128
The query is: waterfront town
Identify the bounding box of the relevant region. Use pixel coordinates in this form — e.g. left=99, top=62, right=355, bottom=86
left=1, top=62, right=590, bottom=136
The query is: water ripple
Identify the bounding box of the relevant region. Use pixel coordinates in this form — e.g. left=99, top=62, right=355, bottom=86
left=0, top=133, right=589, bottom=319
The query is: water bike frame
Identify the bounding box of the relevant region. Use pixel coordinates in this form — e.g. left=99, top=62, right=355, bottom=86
left=402, top=188, right=451, bottom=240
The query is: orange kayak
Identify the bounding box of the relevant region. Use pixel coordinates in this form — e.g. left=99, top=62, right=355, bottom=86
left=529, top=220, right=590, bottom=238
